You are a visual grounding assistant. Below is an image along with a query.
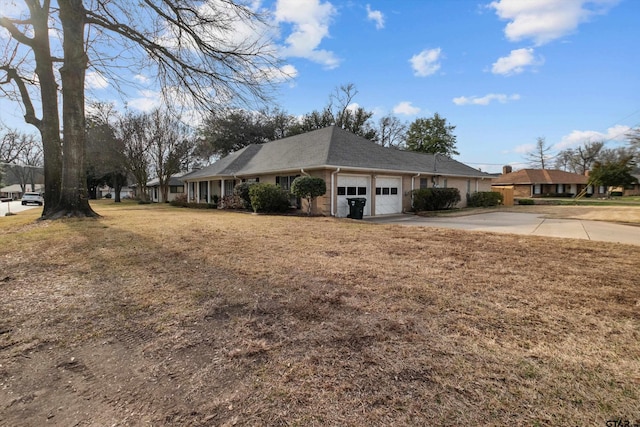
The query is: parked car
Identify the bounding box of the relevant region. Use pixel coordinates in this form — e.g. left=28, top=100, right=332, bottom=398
left=21, top=192, right=44, bottom=206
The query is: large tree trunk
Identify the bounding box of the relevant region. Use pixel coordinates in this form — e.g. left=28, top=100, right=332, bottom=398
left=27, top=2, right=63, bottom=217
left=46, top=0, right=97, bottom=219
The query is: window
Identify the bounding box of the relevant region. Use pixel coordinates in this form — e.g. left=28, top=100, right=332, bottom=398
left=443, top=178, right=448, bottom=188
left=420, top=178, right=428, bottom=189
left=338, top=187, right=346, bottom=195
left=347, top=187, right=357, bottom=195
left=533, top=184, right=542, bottom=195
left=357, top=187, right=367, bottom=195
left=276, top=175, right=301, bottom=208
left=170, top=186, right=184, bottom=194
left=376, top=187, right=398, bottom=196
left=276, top=175, right=299, bottom=191
left=224, top=180, right=235, bottom=195
left=557, top=184, right=564, bottom=193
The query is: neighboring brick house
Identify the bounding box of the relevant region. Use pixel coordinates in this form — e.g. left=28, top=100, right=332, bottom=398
left=491, top=167, right=609, bottom=198
left=181, top=126, right=492, bottom=217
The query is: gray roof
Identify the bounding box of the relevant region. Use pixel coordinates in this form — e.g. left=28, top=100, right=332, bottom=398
left=146, top=173, right=186, bottom=187
left=183, top=126, right=489, bottom=180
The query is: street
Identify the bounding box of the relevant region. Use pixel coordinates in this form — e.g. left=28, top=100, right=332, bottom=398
left=0, top=200, right=41, bottom=217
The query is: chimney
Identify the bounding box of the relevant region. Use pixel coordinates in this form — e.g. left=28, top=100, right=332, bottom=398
left=502, top=165, right=513, bottom=175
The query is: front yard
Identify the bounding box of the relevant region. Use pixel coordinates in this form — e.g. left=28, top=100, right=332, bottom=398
left=1, top=201, right=639, bottom=426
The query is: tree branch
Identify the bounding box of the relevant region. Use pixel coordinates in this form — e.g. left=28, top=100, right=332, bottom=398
left=0, top=16, right=35, bottom=47
left=0, top=65, right=42, bottom=129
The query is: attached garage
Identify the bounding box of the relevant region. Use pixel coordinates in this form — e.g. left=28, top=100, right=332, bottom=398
left=374, top=176, right=402, bottom=215
left=336, top=174, right=371, bottom=218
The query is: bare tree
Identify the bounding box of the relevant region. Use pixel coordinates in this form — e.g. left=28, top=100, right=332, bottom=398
left=117, top=111, right=152, bottom=202
left=525, top=137, right=553, bottom=169
left=147, top=108, right=193, bottom=203
left=1, top=1, right=281, bottom=219
left=1, top=126, right=31, bottom=165
left=0, top=127, right=42, bottom=191
left=11, top=138, right=43, bottom=194
left=555, top=141, right=604, bottom=175
left=377, top=115, right=407, bottom=148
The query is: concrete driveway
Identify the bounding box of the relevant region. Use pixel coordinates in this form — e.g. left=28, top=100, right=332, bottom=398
left=366, top=212, right=640, bottom=246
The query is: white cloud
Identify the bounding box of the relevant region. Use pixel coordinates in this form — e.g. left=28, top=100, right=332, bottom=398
left=514, top=143, right=536, bottom=154
left=258, top=63, right=298, bottom=84
left=133, top=74, right=150, bottom=84
left=127, top=90, right=163, bottom=112
left=489, top=0, right=620, bottom=46
left=453, top=93, right=521, bottom=106
left=554, top=124, right=631, bottom=150
left=275, top=0, right=339, bottom=69
left=366, top=4, right=385, bottom=29
left=492, top=48, right=542, bottom=75
left=393, top=101, right=421, bottom=116
left=85, top=71, right=109, bottom=90
left=409, top=48, right=442, bottom=77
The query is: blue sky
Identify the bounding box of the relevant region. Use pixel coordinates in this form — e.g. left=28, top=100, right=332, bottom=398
left=1, top=0, right=639, bottom=173
left=268, top=0, right=640, bottom=172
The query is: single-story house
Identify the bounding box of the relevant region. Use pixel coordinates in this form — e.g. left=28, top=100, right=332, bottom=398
left=98, top=185, right=135, bottom=200
left=181, top=126, right=492, bottom=217
left=491, top=166, right=608, bottom=198
left=146, top=173, right=186, bottom=202
left=0, top=184, right=44, bottom=200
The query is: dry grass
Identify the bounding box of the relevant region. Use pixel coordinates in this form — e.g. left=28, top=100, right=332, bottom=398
left=1, top=201, right=639, bottom=426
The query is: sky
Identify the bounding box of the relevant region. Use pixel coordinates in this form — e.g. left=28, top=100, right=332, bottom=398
left=1, top=0, right=639, bottom=173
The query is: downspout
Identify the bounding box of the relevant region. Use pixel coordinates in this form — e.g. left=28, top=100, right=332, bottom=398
left=331, top=168, right=341, bottom=216
left=300, top=168, right=310, bottom=176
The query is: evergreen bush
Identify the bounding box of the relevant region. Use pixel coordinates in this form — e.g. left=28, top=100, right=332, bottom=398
left=249, top=183, right=291, bottom=213
left=411, top=188, right=461, bottom=211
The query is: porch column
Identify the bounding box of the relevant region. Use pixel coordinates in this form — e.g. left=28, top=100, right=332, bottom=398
left=221, top=179, right=226, bottom=198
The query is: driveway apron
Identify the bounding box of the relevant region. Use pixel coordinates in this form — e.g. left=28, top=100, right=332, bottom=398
left=366, top=212, right=640, bottom=246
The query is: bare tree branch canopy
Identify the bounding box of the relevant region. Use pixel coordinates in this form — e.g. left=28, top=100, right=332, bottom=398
left=0, top=0, right=284, bottom=219
left=84, top=0, right=283, bottom=109
left=524, top=137, right=553, bottom=169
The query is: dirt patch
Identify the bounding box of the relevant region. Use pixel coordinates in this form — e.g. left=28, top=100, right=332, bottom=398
left=1, top=203, right=639, bottom=425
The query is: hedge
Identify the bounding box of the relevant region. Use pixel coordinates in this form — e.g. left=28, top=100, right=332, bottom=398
left=249, top=183, right=291, bottom=213
left=467, top=191, right=503, bottom=207
left=412, top=188, right=461, bottom=211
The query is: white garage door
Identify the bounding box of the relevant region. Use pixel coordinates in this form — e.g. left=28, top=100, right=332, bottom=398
left=336, top=175, right=371, bottom=218
left=374, top=177, right=402, bottom=215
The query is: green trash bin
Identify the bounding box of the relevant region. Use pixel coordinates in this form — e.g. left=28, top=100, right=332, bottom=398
left=346, top=197, right=366, bottom=219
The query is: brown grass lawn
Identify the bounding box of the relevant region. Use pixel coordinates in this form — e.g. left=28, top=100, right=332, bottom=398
left=1, top=201, right=639, bottom=426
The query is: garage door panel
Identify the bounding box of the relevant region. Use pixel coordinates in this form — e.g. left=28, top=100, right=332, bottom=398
left=337, top=175, right=371, bottom=217
left=374, top=177, right=402, bottom=215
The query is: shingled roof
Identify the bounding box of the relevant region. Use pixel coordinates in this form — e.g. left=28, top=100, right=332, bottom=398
left=492, top=169, right=588, bottom=185
left=184, top=126, right=488, bottom=180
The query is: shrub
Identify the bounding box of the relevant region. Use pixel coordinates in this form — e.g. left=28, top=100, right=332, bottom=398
left=291, top=176, right=326, bottom=215
left=220, top=194, right=245, bottom=210
left=467, top=191, right=503, bottom=207
left=233, top=182, right=255, bottom=209
left=170, top=194, right=188, bottom=207
left=412, top=188, right=461, bottom=211
left=249, top=183, right=291, bottom=213
left=518, top=198, right=535, bottom=205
